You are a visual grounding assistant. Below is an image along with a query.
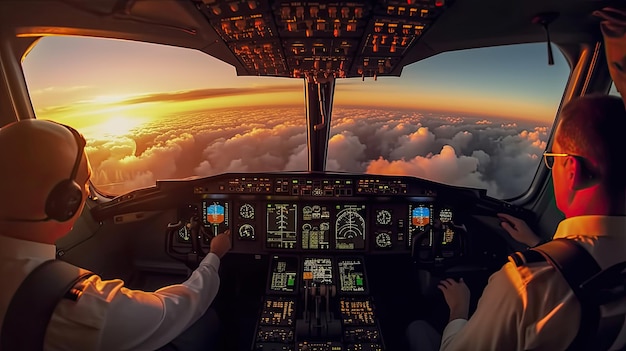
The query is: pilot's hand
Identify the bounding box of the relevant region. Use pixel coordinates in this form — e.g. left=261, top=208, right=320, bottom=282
left=497, top=213, right=541, bottom=247
left=438, top=278, right=470, bottom=322
left=209, top=230, right=232, bottom=258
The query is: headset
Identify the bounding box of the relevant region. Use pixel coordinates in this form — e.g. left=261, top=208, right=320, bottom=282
left=2, top=123, right=86, bottom=223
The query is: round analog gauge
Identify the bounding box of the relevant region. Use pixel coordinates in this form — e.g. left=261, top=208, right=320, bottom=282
left=375, top=232, right=392, bottom=248
left=238, top=224, right=255, bottom=239
left=440, top=208, right=453, bottom=223
left=239, top=203, right=255, bottom=219
left=376, top=209, right=392, bottom=225
left=303, top=206, right=312, bottom=216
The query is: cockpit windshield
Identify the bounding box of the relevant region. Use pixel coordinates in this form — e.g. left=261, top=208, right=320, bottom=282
left=22, top=35, right=570, bottom=199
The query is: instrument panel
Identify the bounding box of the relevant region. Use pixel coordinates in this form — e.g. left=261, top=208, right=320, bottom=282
left=83, top=164, right=540, bottom=351
left=95, top=172, right=525, bottom=259
left=169, top=197, right=459, bottom=255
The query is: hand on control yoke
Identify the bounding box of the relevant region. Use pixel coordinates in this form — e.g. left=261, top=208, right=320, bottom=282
left=209, top=229, right=232, bottom=258
left=497, top=213, right=542, bottom=247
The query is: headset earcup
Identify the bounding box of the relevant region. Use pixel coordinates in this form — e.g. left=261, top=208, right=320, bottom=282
left=45, top=180, right=83, bottom=222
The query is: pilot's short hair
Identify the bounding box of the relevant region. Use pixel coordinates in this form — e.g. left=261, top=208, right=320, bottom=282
left=556, top=94, right=626, bottom=188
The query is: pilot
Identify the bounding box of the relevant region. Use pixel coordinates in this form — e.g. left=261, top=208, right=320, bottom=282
left=407, top=94, right=626, bottom=350
left=0, top=119, right=232, bottom=350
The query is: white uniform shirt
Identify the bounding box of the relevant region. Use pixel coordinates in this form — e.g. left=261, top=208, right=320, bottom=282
left=0, top=235, right=221, bottom=351
left=440, top=215, right=626, bottom=351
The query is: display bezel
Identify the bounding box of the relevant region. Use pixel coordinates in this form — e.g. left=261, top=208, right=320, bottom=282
left=202, top=200, right=230, bottom=237
left=265, top=202, right=299, bottom=249
left=407, top=200, right=435, bottom=250
left=266, top=255, right=300, bottom=295
left=337, top=256, right=369, bottom=295
left=301, top=256, right=335, bottom=288
left=334, top=203, right=367, bottom=251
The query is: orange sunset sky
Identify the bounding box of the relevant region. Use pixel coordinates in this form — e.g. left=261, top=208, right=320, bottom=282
left=19, top=36, right=571, bottom=199
left=22, top=36, right=570, bottom=140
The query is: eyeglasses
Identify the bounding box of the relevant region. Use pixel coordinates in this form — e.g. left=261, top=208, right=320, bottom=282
left=543, top=152, right=571, bottom=170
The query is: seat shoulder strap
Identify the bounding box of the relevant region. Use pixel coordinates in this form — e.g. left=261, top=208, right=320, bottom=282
left=1, top=259, right=93, bottom=351
left=532, top=238, right=602, bottom=296
left=531, top=239, right=603, bottom=351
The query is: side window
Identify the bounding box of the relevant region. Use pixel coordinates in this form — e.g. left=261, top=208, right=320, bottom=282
left=329, top=43, right=571, bottom=200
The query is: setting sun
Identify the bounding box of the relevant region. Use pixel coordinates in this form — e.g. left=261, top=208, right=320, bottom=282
left=83, top=115, right=147, bottom=139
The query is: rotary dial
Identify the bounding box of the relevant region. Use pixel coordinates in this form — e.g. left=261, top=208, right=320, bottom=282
left=239, top=203, right=254, bottom=219
left=375, top=232, right=392, bottom=248
left=238, top=224, right=255, bottom=239
left=376, top=209, right=392, bottom=225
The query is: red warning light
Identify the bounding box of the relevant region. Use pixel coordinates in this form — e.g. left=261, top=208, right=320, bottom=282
left=435, top=0, right=445, bottom=7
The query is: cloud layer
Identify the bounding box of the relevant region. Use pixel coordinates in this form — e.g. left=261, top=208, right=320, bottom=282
left=86, top=107, right=549, bottom=199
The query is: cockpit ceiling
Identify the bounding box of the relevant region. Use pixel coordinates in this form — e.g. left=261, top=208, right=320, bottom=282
left=0, top=0, right=610, bottom=80
left=193, top=0, right=451, bottom=79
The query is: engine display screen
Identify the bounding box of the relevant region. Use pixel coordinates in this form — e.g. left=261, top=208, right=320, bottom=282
left=407, top=202, right=434, bottom=249
left=334, top=204, right=366, bottom=250
left=302, top=257, right=333, bottom=286
left=301, top=204, right=331, bottom=250
left=266, top=203, right=298, bottom=249
left=202, top=201, right=229, bottom=237
left=268, top=256, right=298, bottom=293
left=338, top=258, right=367, bottom=293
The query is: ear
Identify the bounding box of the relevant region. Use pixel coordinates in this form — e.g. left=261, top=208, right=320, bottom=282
left=571, top=157, right=597, bottom=190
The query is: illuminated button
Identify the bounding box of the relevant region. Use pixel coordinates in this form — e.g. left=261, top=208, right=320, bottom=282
left=328, top=6, right=337, bottom=18
left=281, top=7, right=290, bottom=19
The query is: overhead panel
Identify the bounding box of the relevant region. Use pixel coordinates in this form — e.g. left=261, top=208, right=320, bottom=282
left=193, top=0, right=452, bottom=79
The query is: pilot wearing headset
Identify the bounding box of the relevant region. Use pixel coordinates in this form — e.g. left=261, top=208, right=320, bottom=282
left=0, top=119, right=232, bottom=351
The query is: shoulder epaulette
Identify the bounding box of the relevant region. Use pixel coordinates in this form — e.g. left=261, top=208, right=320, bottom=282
left=0, top=259, right=94, bottom=351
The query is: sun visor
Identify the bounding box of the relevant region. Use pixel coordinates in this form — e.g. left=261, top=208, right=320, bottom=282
left=594, top=7, right=626, bottom=104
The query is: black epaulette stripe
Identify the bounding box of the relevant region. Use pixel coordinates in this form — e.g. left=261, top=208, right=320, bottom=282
left=509, top=248, right=547, bottom=267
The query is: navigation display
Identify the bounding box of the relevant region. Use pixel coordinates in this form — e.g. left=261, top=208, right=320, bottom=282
left=266, top=203, right=298, bottom=249
left=268, top=256, right=298, bottom=293
left=408, top=202, right=434, bottom=249
left=334, top=204, right=366, bottom=250
left=301, top=204, right=331, bottom=250
left=202, top=201, right=229, bottom=237
left=302, top=257, right=333, bottom=286
left=338, top=258, right=367, bottom=293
